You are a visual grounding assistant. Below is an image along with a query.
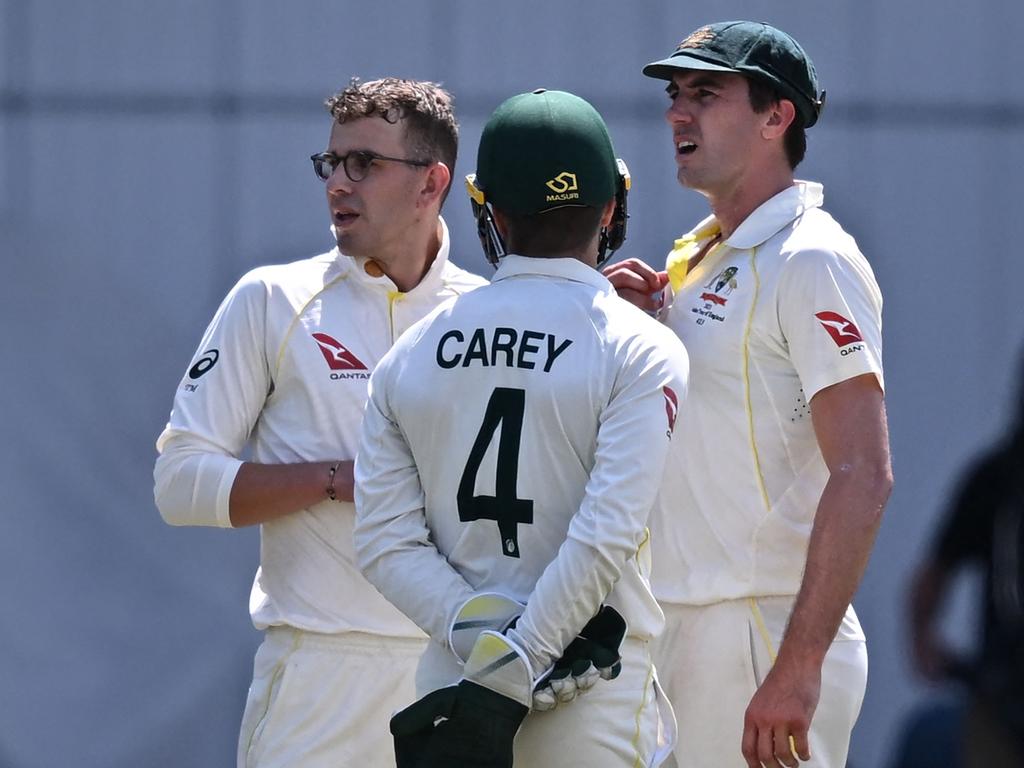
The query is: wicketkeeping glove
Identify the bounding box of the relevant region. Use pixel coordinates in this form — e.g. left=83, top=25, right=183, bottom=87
left=532, top=605, right=627, bottom=711
left=449, top=592, right=525, bottom=663
left=391, top=630, right=534, bottom=768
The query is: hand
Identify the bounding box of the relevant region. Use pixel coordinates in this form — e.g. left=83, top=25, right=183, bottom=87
left=391, top=631, right=532, bottom=768
left=602, top=258, right=668, bottom=313
left=741, top=659, right=820, bottom=768
left=390, top=682, right=526, bottom=768
left=533, top=605, right=626, bottom=710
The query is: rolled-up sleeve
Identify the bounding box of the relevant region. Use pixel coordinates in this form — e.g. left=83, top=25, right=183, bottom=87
left=153, top=270, right=270, bottom=528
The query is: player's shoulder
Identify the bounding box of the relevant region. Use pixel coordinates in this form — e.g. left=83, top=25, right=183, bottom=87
left=232, top=249, right=337, bottom=292
left=392, top=294, right=462, bottom=354
left=440, top=260, right=489, bottom=295
left=596, top=290, right=689, bottom=360
left=777, top=207, right=865, bottom=266
left=771, top=208, right=879, bottom=290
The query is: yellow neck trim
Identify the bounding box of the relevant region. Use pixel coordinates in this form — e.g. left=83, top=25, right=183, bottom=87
left=666, top=222, right=721, bottom=292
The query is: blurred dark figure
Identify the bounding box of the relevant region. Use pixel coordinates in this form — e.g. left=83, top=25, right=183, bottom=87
left=899, top=350, right=1024, bottom=767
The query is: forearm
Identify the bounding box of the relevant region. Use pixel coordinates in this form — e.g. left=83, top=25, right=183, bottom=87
left=354, top=392, right=476, bottom=641
left=229, top=460, right=353, bottom=527
left=776, top=465, right=891, bottom=668
left=509, top=530, right=635, bottom=675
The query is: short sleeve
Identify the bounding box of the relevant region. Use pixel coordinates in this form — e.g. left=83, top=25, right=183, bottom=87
left=777, top=247, right=884, bottom=401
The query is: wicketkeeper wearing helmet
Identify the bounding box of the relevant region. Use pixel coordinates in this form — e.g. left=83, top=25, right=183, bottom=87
left=354, top=88, right=690, bottom=767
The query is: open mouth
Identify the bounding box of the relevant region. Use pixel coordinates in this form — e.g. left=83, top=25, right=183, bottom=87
left=677, top=141, right=698, bottom=156
left=333, top=211, right=359, bottom=227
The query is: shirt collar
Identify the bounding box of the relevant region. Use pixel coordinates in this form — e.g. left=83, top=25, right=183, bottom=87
left=492, top=254, right=611, bottom=292
left=725, top=180, right=824, bottom=250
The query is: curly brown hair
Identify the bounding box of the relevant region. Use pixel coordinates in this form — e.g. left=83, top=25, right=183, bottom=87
left=325, top=77, right=458, bottom=196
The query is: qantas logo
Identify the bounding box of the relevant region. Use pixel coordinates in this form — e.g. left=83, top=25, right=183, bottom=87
left=815, top=311, right=863, bottom=347
left=663, top=386, right=679, bottom=434
left=312, top=333, right=368, bottom=371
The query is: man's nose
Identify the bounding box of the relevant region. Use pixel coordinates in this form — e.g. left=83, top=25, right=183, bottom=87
left=666, top=98, right=692, bottom=125
left=327, top=164, right=354, bottom=195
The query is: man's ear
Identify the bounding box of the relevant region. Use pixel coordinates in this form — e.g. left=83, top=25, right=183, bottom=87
left=762, top=99, right=797, bottom=140
left=599, top=198, right=616, bottom=228
left=491, top=207, right=511, bottom=240
left=420, top=162, right=452, bottom=208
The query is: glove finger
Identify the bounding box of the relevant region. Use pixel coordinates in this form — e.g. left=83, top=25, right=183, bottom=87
left=572, top=662, right=601, bottom=692
left=589, top=644, right=621, bottom=680
left=532, top=686, right=558, bottom=711
left=548, top=665, right=571, bottom=681
left=549, top=674, right=579, bottom=703
left=598, top=660, right=622, bottom=681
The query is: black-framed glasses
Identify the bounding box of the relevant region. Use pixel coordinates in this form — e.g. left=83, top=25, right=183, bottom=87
left=310, top=150, right=431, bottom=182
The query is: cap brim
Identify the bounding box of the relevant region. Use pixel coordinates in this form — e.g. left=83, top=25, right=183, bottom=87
left=642, top=54, right=739, bottom=81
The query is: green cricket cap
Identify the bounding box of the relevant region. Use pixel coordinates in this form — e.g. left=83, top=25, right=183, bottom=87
left=473, top=89, right=618, bottom=215
left=642, top=21, right=825, bottom=128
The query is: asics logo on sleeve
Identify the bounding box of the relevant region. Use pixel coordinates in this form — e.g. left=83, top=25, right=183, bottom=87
left=814, top=311, right=863, bottom=347
left=312, top=333, right=368, bottom=371
left=188, top=349, right=219, bottom=379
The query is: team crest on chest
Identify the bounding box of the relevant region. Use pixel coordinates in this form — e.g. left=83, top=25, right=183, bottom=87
left=691, top=265, right=739, bottom=325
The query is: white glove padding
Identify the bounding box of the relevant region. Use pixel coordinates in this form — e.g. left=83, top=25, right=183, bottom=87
left=450, top=592, right=525, bottom=663
left=463, top=630, right=536, bottom=709
left=532, top=605, right=627, bottom=711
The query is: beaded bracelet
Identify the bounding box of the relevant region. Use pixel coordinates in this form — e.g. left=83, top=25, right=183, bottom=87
left=326, top=461, right=341, bottom=502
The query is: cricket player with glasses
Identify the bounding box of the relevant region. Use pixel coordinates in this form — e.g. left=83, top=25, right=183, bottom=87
left=154, top=78, right=485, bottom=767
left=354, top=88, right=689, bottom=767
left=606, top=20, right=894, bottom=768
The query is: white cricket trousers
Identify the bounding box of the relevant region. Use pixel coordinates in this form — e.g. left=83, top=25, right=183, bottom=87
left=237, top=626, right=425, bottom=768
left=652, top=597, right=867, bottom=768
left=416, top=635, right=677, bottom=767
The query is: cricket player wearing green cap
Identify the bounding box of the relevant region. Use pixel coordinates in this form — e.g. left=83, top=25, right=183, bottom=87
left=354, top=88, right=689, bottom=767
left=605, top=21, right=893, bottom=768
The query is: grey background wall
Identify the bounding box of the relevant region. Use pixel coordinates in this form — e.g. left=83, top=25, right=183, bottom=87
left=2, top=1, right=1022, bottom=766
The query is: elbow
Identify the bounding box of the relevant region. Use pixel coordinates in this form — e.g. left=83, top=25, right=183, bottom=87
left=153, top=441, right=238, bottom=528
left=871, top=456, right=894, bottom=510
left=832, top=455, right=892, bottom=527
left=857, top=458, right=893, bottom=525
left=154, top=456, right=188, bottom=526
left=153, top=464, right=199, bottom=527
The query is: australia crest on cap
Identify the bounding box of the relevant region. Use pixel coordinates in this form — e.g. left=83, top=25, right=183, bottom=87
left=678, top=26, right=716, bottom=50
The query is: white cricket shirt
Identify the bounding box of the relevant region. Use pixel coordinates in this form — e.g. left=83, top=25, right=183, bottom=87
left=154, top=219, right=485, bottom=636
left=651, top=182, right=884, bottom=605
left=354, top=255, right=690, bottom=675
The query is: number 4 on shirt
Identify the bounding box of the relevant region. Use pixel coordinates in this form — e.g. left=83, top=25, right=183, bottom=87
left=457, top=387, right=535, bottom=558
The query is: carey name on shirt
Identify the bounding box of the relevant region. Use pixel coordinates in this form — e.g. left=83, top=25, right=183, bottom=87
left=436, top=327, right=573, bottom=373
